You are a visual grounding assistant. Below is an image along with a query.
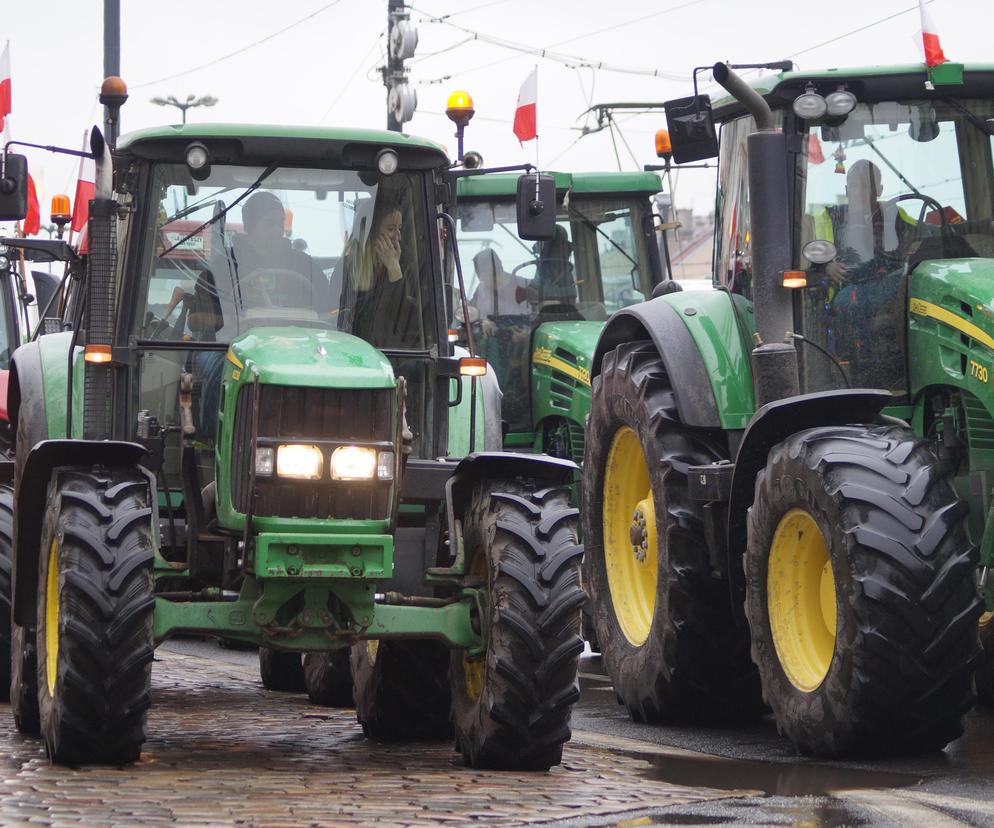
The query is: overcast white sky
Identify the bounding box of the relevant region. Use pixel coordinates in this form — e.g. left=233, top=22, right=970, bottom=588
left=0, top=0, right=987, bottom=223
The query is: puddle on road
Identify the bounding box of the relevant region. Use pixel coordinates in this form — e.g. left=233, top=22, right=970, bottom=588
left=619, top=798, right=871, bottom=827
left=632, top=750, right=919, bottom=797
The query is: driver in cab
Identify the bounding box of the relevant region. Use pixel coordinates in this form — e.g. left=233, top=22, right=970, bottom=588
left=229, top=190, right=332, bottom=313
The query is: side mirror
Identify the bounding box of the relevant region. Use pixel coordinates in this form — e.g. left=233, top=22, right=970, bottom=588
left=0, top=154, right=29, bottom=221
left=664, top=95, right=718, bottom=164
left=516, top=173, right=556, bottom=241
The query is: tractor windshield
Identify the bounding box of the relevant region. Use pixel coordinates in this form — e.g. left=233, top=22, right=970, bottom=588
left=136, top=164, right=437, bottom=352
left=796, top=98, right=994, bottom=394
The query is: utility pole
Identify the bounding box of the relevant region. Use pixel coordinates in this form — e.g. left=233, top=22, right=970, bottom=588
left=103, top=0, right=121, bottom=142
left=383, top=0, right=417, bottom=131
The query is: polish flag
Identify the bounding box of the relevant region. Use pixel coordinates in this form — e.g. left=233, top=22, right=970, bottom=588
left=71, top=134, right=96, bottom=233
left=23, top=174, right=40, bottom=236
left=0, top=42, right=11, bottom=136
left=919, top=0, right=947, bottom=67
left=512, top=68, right=537, bottom=144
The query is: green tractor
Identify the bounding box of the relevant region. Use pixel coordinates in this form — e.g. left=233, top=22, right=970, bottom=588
left=584, top=59, right=994, bottom=756
left=0, top=90, right=584, bottom=768
left=453, top=171, right=665, bottom=465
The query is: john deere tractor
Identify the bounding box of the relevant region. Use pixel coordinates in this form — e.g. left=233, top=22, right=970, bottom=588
left=0, top=84, right=584, bottom=768
left=584, top=59, right=994, bottom=756
left=453, top=171, right=665, bottom=464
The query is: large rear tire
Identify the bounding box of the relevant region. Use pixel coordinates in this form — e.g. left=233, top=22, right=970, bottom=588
left=583, top=342, right=762, bottom=723
left=303, top=649, right=354, bottom=707
left=352, top=639, right=451, bottom=739
left=259, top=647, right=305, bottom=692
left=746, top=425, right=982, bottom=756
left=450, top=481, right=584, bottom=770
left=0, top=483, right=12, bottom=701
left=36, top=468, right=156, bottom=765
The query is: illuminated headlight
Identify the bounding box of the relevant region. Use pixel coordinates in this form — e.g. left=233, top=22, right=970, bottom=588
left=376, top=451, right=395, bottom=481
left=255, top=446, right=275, bottom=476
left=277, top=444, right=324, bottom=480
left=331, top=445, right=378, bottom=480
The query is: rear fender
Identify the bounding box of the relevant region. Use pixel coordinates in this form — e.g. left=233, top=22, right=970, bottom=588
left=724, top=389, right=893, bottom=611
left=12, top=440, right=152, bottom=625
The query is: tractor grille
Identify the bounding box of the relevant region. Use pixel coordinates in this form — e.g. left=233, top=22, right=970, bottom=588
left=232, top=384, right=394, bottom=519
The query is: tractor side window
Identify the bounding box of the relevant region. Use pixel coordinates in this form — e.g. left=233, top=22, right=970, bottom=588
left=715, top=116, right=755, bottom=299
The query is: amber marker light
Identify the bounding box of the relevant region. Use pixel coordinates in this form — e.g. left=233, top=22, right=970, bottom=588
left=50, top=194, right=71, bottom=224
left=781, top=270, right=808, bottom=289
left=654, top=129, right=672, bottom=158
left=84, top=344, right=114, bottom=364
left=445, top=90, right=475, bottom=127
left=447, top=328, right=459, bottom=343
left=459, top=357, right=487, bottom=377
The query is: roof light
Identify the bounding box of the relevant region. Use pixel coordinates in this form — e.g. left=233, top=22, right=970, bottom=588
left=654, top=129, right=672, bottom=158
left=50, top=194, right=71, bottom=223
left=446, top=90, right=475, bottom=127
left=792, top=85, right=827, bottom=120
left=376, top=148, right=399, bottom=176
left=825, top=87, right=857, bottom=117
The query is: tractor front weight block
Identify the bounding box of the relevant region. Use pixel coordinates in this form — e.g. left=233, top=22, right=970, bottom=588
left=254, top=532, right=393, bottom=580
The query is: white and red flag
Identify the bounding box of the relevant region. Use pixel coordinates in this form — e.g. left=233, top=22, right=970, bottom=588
left=71, top=132, right=95, bottom=233
left=512, top=67, right=537, bottom=144
left=918, top=0, right=947, bottom=67
left=0, top=42, right=10, bottom=137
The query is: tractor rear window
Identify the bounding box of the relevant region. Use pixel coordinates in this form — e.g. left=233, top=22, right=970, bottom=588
left=136, top=164, right=437, bottom=352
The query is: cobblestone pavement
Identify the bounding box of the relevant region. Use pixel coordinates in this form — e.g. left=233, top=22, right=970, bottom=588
left=0, top=648, right=741, bottom=828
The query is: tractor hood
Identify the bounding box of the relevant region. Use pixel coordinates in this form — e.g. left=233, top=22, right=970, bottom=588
left=227, top=327, right=396, bottom=389
left=532, top=321, right=601, bottom=387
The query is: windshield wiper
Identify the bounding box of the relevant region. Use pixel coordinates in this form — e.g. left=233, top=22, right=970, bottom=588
left=943, top=97, right=994, bottom=136
left=567, top=202, right=639, bottom=271
left=159, top=165, right=276, bottom=258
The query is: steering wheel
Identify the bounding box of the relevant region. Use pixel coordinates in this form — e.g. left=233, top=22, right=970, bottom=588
left=239, top=268, right=315, bottom=308
left=148, top=285, right=192, bottom=340
left=511, top=260, right=540, bottom=277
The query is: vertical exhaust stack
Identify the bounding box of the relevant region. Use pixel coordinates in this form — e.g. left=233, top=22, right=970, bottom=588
left=82, top=125, right=117, bottom=441
left=712, top=62, right=799, bottom=406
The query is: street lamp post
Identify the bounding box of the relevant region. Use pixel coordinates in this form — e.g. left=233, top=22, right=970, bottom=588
left=150, top=94, right=218, bottom=125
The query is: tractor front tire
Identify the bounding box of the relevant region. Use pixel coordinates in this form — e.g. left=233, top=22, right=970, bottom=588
left=0, top=484, right=13, bottom=700
left=583, top=342, right=762, bottom=724
left=746, top=426, right=982, bottom=757
left=304, top=649, right=354, bottom=707
left=352, top=639, right=451, bottom=739
left=978, top=612, right=994, bottom=705
left=450, top=480, right=585, bottom=770
left=259, top=647, right=305, bottom=692
left=0, top=482, right=36, bottom=732
left=36, top=468, right=156, bottom=765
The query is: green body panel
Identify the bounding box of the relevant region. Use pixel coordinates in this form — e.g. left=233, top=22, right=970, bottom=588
left=254, top=532, right=392, bottom=580
left=457, top=170, right=662, bottom=198
left=527, top=321, right=598, bottom=451
left=905, top=259, right=994, bottom=580
left=37, top=332, right=83, bottom=440
left=118, top=123, right=448, bottom=159
left=662, top=290, right=757, bottom=430
left=228, top=328, right=396, bottom=389
left=446, top=372, right=489, bottom=456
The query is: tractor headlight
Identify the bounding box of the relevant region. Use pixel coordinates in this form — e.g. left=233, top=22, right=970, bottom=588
left=376, top=451, right=395, bottom=481
left=330, top=445, right=378, bottom=480
left=276, top=444, right=324, bottom=480
left=255, top=446, right=275, bottom=476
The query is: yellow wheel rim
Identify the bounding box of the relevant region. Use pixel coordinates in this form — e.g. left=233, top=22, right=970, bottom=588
left=462, top=547, right=487, bottom=701
left=602, top=426, right=658, bottom=646
left=366, top=640, right=379, bottom=667
left=45, top=536, right=59, bottom=696
left=768, top=509, right=837, bottom=692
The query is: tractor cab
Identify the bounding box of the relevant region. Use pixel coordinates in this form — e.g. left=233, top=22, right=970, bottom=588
left=454, top=171, right=663, bottom=459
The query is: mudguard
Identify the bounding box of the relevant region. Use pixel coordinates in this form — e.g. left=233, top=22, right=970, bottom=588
left=592, top=298, right=722, bottom=428
left=12, top=437, right=151, bottom=625
left=444, top=451, right=577, bottom=541
left=725, top=389, right=893, bottom=607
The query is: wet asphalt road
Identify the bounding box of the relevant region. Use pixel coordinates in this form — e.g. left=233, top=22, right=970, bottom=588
left=161, top=638, right=994, bottom=827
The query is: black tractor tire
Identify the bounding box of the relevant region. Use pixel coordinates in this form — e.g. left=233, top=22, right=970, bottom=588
left=11, top=622, right=39, bottom=734
left=303, top=649, right=354, bottom=707
left=352, top=639, right=451, bottom=739
left=36, top=468, right=156, bottom=765
left=583, top=341, right=762, bottom=724
left=977, top=612, right=994, bottom=705
left=746, top=425, right=982, bottom=757
left=258, top=647, right=305, bottom=692
left=450, top=480, right=585, bottom=771
left=0, top=483, right=13, bottom=700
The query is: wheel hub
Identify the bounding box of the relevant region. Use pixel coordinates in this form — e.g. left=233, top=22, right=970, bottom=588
left=629, top=501, right=651, bottom=562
